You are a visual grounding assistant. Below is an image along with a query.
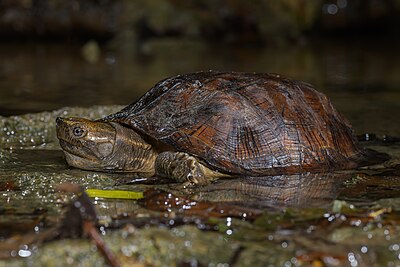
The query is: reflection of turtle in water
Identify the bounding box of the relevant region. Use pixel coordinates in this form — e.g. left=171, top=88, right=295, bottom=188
left=56, top=71, right=366, bottom=185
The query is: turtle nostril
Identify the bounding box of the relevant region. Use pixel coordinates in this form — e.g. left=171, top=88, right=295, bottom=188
left=56, top=117, right=63, bottom=125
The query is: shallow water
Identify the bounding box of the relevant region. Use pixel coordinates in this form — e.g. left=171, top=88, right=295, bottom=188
left=0, top=41, right=399, bottom=266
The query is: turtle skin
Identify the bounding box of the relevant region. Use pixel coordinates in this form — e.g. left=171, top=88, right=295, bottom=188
left=102, top=71, right=362, bottom=176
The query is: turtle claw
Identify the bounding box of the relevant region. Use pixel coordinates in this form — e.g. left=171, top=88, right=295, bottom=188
left=172, top=153, right=209, bottom=185
left=155, top=152, right=209, bottom=185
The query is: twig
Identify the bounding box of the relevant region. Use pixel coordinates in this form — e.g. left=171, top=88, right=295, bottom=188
left=83, top=221, right=121, bottom=267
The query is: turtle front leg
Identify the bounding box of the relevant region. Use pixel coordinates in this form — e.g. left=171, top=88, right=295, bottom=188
left=155, top=152, right=227, bottom=185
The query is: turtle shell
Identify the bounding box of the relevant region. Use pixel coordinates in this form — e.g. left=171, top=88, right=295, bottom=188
left=103, top=71, right=362, bottom=175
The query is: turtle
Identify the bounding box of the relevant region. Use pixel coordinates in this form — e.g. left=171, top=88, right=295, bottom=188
left=56, top=71, right=365, bottom=185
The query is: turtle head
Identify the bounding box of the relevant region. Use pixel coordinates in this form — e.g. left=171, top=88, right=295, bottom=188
left=56, top=117, right=156, bottom=174
left=56, top=117, right=117, bottom=171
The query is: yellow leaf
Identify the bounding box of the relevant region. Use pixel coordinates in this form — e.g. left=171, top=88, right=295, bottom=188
left=85, top=189, right=144, bottom=200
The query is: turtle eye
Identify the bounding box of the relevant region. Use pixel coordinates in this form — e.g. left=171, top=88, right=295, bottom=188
left=72, top=126, right=86, bottom=138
